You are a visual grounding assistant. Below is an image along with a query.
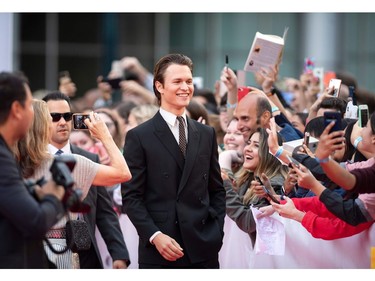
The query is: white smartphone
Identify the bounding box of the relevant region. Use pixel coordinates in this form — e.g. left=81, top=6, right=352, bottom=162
left=313, top=67, right=324, bottom=93
left=358, top=104, right=369, bottom=128
left=111, top=60, right=123, bottom=78
left=328, top=78, right=342, bottom=97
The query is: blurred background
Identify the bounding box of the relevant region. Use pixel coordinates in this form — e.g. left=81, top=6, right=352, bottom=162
left=1, top=13, right=375, bottom=100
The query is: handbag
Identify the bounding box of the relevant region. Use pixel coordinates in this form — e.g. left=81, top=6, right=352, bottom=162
left=66, top=219, right=91, bottom=253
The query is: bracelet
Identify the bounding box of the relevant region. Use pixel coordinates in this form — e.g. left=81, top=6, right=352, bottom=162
left=226, top=101, right=237, bottom=109
left=274, top=147, right=284, bottom=158
left=353, top=136, right=363, bottom=149
left=315, top=156, right=330, bottom=164
left=271, top=106, right=280, bottom=113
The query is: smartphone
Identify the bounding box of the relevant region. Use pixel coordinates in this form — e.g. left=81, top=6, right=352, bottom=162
left=349, top=85, right=357, bottom=105
left=72, top=113, right=90, bottom=130
left=286, top=155, right=301, bottom=169
left=255, top=176, right=280, bottom=204
left=261, top=186, right=280, bottom=204
left=313, top=67, right=324, bottom=93
left=324, top=111, right=342, bottom=133
left=358, top=104, right=369, bottom=128
left=328, top=78, right=342, bottom=97
left=303, top=132, right=310, bottom=147
left=255, top=176, right=264, bottom=185
left=111, top=60, right=123, bottom=77
left=102, top=77, right=122, bottom=89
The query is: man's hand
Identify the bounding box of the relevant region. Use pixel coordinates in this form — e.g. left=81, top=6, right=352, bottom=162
left=152, top=232, right=184, bottom=261
left=112, top=259, right=128, bottom=269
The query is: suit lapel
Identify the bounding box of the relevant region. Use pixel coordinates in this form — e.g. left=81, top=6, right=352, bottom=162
left=153, top=112, right=185, bottom=171
left=178, top=118, right=200, bottom=194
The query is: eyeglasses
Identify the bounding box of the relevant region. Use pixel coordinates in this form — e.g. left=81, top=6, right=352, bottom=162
left=50, top=112, right=73, bottom=122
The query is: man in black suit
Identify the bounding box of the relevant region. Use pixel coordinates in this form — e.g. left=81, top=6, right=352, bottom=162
left=43, top=92, right=130, bottom=268
left=122, top=54, right=225, bottom=269
left=0, top=72, right=65, bottom=268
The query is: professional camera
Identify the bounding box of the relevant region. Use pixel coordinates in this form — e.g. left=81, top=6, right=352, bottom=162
left=26, top=155, right=90, bottom=213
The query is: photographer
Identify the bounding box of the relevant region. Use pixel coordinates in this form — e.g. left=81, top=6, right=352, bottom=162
left=0, top=72, right=65, bottom=268
left=14, top=98, right=131, bottom=268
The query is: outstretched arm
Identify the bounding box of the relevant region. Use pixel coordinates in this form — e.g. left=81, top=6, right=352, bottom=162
left=84, top=111, right=132, bottom=186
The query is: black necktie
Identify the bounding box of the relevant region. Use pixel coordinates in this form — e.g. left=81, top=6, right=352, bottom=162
left=55, top=149, right=63, bottom=156
left=177, top=116, right=187, bottom=157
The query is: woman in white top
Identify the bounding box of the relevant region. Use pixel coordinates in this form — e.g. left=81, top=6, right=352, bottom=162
left=13, top=99, right=131, bottom=268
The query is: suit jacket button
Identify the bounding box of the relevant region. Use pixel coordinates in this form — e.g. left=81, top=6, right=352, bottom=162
left=175, top=220, right=178, bottom=224
left=203, top=174, right=208, bottom=180
left=201, top=219, right=206, bottom=224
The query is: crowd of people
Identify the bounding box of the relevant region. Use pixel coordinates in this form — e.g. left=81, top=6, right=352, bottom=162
left=0, top=51, right=374, bottom=269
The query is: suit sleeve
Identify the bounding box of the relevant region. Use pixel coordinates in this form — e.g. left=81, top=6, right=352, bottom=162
left=0, top=149, right=64, bottom=238
left=121, top=129, right=160, bottom=245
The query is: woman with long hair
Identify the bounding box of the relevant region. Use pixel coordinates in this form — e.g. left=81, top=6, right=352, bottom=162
left=13, top=99, right=132, bottom=268
left=221, top=127, right=289, bottom=244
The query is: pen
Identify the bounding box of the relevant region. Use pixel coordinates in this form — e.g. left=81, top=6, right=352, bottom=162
left=225, top=55, right=229, bottom=71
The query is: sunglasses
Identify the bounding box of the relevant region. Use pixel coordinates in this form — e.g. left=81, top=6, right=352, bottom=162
left=50, top=112, right=73, bottom=122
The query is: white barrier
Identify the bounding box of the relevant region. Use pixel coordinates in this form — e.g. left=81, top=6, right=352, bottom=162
left=219, top=215, right=375, bottom=269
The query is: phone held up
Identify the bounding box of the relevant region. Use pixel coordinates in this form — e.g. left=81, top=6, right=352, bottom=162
left=358, top=104, right=369, bottom=128
left=328, top=78, right=342, bottom=97
left=286, top=155, right=301, bottom=169
left=73, top=113, right=90, bottom=130
left=324, top=111, right=342, bottom=134
left=303, top=132, right=310, bottom=147
left=255, top=176, right=280, bottom=204
left=102, top=77, right=122, bottom=89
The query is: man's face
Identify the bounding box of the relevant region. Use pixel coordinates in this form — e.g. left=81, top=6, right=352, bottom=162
left=233, top=99, right=259, bottom=141
left=156, top=63, right=194, bottom=115
left=45, top=99, right=72, bottom=147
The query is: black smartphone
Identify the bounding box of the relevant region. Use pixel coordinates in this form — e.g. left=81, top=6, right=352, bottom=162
left=72, top=113, right=90, bottom=130
left=349, top=86, right=357, bottom=105
left=358, top=105, right=369, bottom=128
left=324, top=111, right=342, bottom=133
left=255, top=176, right=280, bottom=204
left=102, top=77, right=122, bottom=89
left=255, top=175, right=263, bottom=185
left=261, top=186, right=280, bottom=204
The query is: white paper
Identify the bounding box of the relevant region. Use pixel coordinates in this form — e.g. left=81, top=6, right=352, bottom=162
left=251, top=206, right=285, bottom=255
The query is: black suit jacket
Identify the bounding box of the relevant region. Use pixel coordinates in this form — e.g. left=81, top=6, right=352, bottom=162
left=70, top=145, right=130, bottom=268
left=122, top=112, right=225, bottom=266
left=0, top=135, right=64, bottom=268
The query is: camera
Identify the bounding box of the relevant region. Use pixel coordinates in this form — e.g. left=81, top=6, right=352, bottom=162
left=102, top=77, right=122, bottom=89
left=72, top=113, right=90, bottom=130
left=26, top=155, right=90, bottom=213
